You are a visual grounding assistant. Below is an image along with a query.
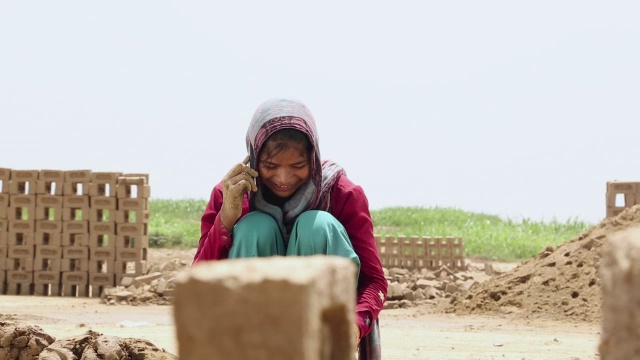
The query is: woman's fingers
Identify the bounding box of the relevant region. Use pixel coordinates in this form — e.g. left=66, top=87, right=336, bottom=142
left=225, top=158, right=258, bottom=181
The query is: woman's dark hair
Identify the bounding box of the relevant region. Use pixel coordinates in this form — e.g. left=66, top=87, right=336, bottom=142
left=260, top=128, right=312, bottom=160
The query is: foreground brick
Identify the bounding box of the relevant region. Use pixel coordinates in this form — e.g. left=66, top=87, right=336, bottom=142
left=599, top=228, right=640, bottom=359
left=174, top=255, right=357, bottom=360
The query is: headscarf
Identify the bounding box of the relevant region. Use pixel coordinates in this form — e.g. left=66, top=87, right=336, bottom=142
left=246, top=98, right=345, bottom=241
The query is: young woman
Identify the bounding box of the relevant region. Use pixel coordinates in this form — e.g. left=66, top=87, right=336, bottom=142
left=194, top=98, right=387, bottom=359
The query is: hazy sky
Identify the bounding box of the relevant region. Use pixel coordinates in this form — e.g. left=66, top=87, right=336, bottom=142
left=1, top=1, right=638, bottom=223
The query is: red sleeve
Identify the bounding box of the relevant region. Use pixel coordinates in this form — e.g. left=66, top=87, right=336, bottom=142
left=331, top=176, right=388, bottom=339
left=193, top=181, right=249, bottom=263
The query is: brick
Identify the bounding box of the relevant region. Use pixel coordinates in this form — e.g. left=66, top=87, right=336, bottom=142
left=90, top=247, right=115, bottom=261
left=89, top=272, right=114, bottom=286
left=37, top=194, right=63, bottom=207
left=133, top=272, right=162, bottom=287
left=116, top=209, right=149, bottom=224
left=0, top=167, right=11, bottom=189
left=61, top=271, right=88, bottom=284
left=6, top=270, right=33, bottom=283
left=117, top=184, right=151, bottom=199
left=36, top=220, right=62, bottom=233
left=0, top=218, right=7, bottom=231
left=64, top=170, right=92, bottom=182
left=34, top=257, right=61, bottom=272
left=607, top=181, right=637, bottom=193
left=118, top=198, right=148, bottom=211
left=63, top=246, right=89, bottom=259
left=90, top=172, right=121, bottom=197
left=6, top=257, right=33, bottom=271
left=34, top=283, right=60, bottom=296
left=116, top=223, right=148, bottom=236
left=63, top=220, right=88, bottom=234
left=6, top=282, right=32, bottom=295
left=116, top=247, right=148, bottom=262
left=35, top=245, right=62, bottom=259
left=7, top=206, right=35, bottom=221
left=10, top=194, right=35, bottom=207
left=89, top=221, right=115, bottom=234
left=116, top=234, right=149, bottom=249
left=0, top=231, right=6, bottom=246
left=8, top=245, right=34, bottom=259
left=119, top=174, right=149, bottom=184
left=114, top=260, right=147, bottom=275
left=0, top=245, right=6, bottom=270
left=89, top=259, right=115, bottom=273
left=63, top=182, right=90, bottom=196
left=9, top=219, right=35, bottom=232
left=35, top=206, right=62, bottom=221
left=88, top=208, right=116, bottom=222
left=61, top=271, right=88, bottom=297
left=34, top=270, right=60, bottom=284
left=35, top=231, right=62, bottom=246
left=91, top=196, right=117, bottom=209
left=173, top=256, right=357, bottom=360
left=0, top=193, right=8, bottom=210
left=9, top=170, right=39, bottom=195
left=89, top=233, right=116, bottom=248
left=63, top=195, right=89, bottom=208
left=62, top=207, right=90, bottom=221
left=61, top=258, right=89, bottom=272
left=61, top=232, right=89, bottom=247
left=38, top=170, right=65, bottom=195
left=7, top=231, right=34, bottom=246
left=39, top=170, right=64, bottom=181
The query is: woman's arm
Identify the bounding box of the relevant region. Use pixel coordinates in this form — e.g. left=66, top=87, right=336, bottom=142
left=193, top=182, right=249, bottom=263
left=331, top=176, right=388, bottom=339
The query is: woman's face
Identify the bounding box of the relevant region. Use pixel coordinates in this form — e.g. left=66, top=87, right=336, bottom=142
left=258, top=141, right=310, bottom=199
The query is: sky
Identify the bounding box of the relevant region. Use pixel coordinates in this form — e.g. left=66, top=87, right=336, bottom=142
left=1, top=1, right=639, bottom=224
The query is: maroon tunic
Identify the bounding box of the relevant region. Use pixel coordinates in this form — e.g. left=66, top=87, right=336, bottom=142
left=194, top=175, right=388, bottom=339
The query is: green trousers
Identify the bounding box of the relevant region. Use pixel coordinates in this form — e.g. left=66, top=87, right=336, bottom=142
left=229, top=210, right=360, bottom=275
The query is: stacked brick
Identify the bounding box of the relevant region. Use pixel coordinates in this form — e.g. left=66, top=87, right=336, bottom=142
left=606, top=181, right=640, bottom=218
left=375, top=235, right=465, bottom=271
left=0, top=168, right=150, bottom=297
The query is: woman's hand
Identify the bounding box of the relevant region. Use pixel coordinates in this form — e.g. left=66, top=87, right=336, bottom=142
left=220, top=156, right=258, bottom=231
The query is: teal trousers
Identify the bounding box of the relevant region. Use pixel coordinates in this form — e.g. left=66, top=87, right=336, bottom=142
left=229, top=210, right=360, bottom=275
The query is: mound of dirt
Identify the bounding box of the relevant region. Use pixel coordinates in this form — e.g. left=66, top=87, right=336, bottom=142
left=443, top=205, right=640, bottom=322
left=39, top=330, right=178, bottom=360
left=0, top=322, right=55, bottom=359
left=0, top=323, right=178, bottom=360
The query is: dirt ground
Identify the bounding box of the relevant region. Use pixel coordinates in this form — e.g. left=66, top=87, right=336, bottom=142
left=1, top=248, right=602, bottom=360
left=0, top=294, right=600, bottom=360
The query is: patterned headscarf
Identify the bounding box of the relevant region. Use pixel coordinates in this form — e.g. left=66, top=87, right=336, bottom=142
left=246, top=98, right=345, bottom=241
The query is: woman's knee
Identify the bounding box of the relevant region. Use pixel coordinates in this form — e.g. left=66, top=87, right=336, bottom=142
left=234, top=211, right=280, bottom=245
left=295, top=210, right=342, bottom=233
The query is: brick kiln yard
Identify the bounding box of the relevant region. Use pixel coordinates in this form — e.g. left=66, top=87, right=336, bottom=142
left=5, top=205, right=640, bottom=359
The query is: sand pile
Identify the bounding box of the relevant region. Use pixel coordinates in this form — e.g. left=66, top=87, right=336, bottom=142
left=444, top=205, right=640, bottom=322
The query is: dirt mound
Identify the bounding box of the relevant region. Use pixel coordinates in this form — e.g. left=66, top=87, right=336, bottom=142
left=39, top=330, right=178, bottom=360
left=443, top=205, right=640, bottom=322
left=0, top=322, right=55, bottom=359
left=0, top=323, right=178, bottom=360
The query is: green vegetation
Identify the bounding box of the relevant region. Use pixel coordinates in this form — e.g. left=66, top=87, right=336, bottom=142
left=371, top=206, right=593, bottom=261
left=149, top=200, right=594, bottom=262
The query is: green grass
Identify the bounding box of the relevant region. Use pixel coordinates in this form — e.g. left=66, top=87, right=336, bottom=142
left=149, top=200, right=594, bottom=262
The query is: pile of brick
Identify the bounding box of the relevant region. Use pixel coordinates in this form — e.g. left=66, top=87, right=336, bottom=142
left=383, top=263, right=495, bottom=309
left=0, top=168, right=150, bottom=297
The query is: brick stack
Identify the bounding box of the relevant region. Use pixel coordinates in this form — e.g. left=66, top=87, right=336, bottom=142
left=0, top=168, right=150, bottom=297
left=606, top=181, right=640, bottom=218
